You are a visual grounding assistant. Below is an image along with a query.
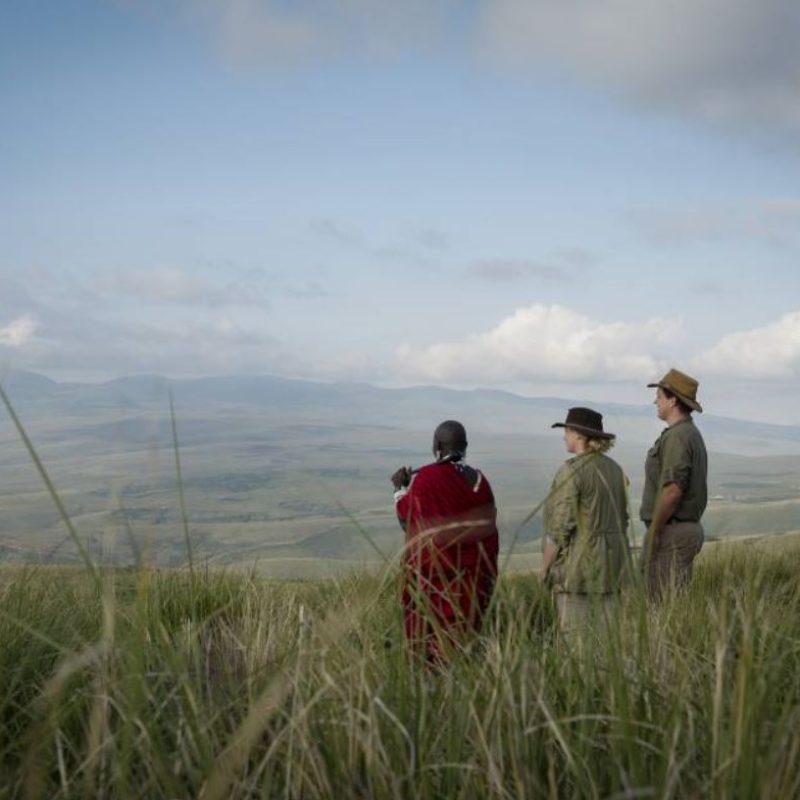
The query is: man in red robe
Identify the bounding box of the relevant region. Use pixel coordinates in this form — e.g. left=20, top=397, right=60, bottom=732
left=391, top=420, right=499, bottom=663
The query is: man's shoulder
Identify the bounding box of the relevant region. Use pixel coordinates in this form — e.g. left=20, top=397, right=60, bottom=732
left=471, top=466, right=493, bottom=494
left=413, top=462, right=446, bottom=482
left=416, top=461, right=489, bottom=475
left=413, top=463, right=436, bottom=477
left=666, top=418, right=705, bottom=446
left=417, top=462, right=494, bottom=495
left=663, top=418, right=694, bottom=441
left=410, top=462, right=462, bottom=488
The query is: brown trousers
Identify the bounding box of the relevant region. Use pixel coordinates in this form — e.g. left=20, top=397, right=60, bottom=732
left=643, top=520, right=704, bottom=600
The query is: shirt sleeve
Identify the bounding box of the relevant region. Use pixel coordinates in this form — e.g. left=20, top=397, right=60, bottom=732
left=658, top=429, right=692, bottom=491
left=622, top=471, right=631, bottom=532
left=544, top=463, right=579, bottom=548
left=393, top=486, right=410, bottom=504
left=394, top=474, right=417, bottom=531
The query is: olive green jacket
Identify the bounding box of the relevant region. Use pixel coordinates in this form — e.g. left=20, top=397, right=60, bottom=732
left=544, top=452, right=632, bottom=594
left=639, top=418, right=708, bottom=524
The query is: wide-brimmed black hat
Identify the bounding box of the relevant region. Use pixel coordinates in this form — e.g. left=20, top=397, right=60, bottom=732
left=551, top=407, right=615, bottom=439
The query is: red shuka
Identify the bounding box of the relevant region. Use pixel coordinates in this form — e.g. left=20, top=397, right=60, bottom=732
left=395, top=461, right=499, bottom=662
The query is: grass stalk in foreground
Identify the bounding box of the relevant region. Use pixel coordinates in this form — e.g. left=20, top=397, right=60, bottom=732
left=0, top=382, right=100, bottom=587
left=169, top=388, right=194, bottom=576
left=1, top=541, right=799, bottom=798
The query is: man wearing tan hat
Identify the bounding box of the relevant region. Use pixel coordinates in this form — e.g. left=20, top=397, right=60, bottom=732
left=640, top=368, right=708, bottom=599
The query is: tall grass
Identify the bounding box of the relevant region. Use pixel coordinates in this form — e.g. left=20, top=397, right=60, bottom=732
left=1, top=543, right=799, bottom=799
left=2, top=383, right=799, bottom=798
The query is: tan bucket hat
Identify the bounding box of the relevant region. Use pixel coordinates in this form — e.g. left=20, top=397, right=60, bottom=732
left=647, top=368, right=703, bottom=413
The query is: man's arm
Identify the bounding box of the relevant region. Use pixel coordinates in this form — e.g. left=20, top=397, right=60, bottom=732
left=645, top=482, right=682, bottom=556
left=391, top=466, right=413, bottom=532
left=541, top=535, right=558, bottom=578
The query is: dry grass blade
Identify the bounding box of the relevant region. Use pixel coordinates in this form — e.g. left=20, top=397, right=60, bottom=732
left=0, top=382, right=100, bottom=585
left=168, top=388, right=194, bottom=575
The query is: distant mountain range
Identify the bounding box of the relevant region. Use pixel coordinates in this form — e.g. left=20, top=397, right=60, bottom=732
left=3, top=369, right=800, bottom=457
left=2, top=369, right=800, bottom=571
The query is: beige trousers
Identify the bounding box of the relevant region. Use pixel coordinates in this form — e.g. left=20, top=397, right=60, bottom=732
left=643, top=520, right=704, bottom=600
left=555, top=593, right=617, bottom=639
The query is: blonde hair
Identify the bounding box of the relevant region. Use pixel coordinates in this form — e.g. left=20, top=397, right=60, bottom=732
left=566, top=426, right=615, bottom=454
left=586, top=436, right=615, bottom=454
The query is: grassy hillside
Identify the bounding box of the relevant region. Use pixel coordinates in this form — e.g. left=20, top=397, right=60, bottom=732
left=1, top=537, right=799, bottom=799
left=4, top=372, right=800, bottom=573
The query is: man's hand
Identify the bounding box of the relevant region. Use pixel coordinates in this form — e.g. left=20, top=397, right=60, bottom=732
left=391, top=466, right=412, bottom=489
left=541, top=535, right=558, bottom=583
left=642, top=482, right=682, bottom=567
left=641, top=528, right=658, bottom=570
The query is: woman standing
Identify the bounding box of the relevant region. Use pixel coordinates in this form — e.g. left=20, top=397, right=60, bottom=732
left=542, top=407, right=632, bottom=637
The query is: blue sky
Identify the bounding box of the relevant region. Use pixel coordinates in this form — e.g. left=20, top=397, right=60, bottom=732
left=2, top=0, right=800, bottom=423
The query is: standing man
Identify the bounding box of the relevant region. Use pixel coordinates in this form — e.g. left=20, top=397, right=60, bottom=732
left=391, top=420, right=499, bottom=664
left=640, top=369, right=708, bottom=599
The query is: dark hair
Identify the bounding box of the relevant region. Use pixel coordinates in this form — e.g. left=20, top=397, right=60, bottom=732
left=433, top=420, right=468, bottom=453
left=662, top=388, right=691, bottom=414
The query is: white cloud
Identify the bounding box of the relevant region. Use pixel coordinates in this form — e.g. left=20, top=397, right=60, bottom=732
left=694, top=311, right=800, bottom=379
left=95, top=267, right=269, bottom=308
left=214, top=0, right=323, bottom=65
left=395, top=304, right=678, bottom=384
left=0, top=267, right=336, bottom=378
left=25, top=313, right=292, bottom=378
left=632, top=197, right=800, bottom=245
left=309, top=218, right=365, bottom=247
left=417, top=229, right=448, bottom=251
left=478, top=0, right=800, bottom=139
left=0, top=315, right=37, bottom=348
left=173, top=1, right=800, bottom=141
left=467, top=258, right=575, bottom=284
left=188, top=0, right=458, bottom=66
left=309, top=216, right=443, bottom=269
left=0, top=269, right=292, bottom=376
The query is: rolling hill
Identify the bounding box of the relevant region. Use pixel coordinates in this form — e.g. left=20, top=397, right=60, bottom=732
left=2, top=370, right=800, bottom=574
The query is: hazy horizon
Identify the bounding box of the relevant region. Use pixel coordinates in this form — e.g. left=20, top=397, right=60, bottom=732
left=6, top=366, right=800, bottom=432
left=3, top=366, right=800, bottom=573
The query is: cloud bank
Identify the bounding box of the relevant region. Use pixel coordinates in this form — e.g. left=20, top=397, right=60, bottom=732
left=395, top=304, right=677, bottom=384
left=468, top=259, right=571, bottom=284
left=0, top=268, right=293, bottom=378
left=694, top=311, right=800, bottom=379
left=632, top=198, right=800, bottom=246
left=0, top=315, right=37, bottom=348
left=95, top=267, right=270, bottom=308
left=479, top=0, right=800, bottom=139
left=6, top=257, right=800, bottom=403
left=181, top=0, right=800, bottom=141
left=189, top=0, right=459, bottom=66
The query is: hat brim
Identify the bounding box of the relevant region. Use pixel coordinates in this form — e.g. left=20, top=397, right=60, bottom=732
left=551, top=422, right=615, bottom=439
left=647, top=382, right=703, bottom=413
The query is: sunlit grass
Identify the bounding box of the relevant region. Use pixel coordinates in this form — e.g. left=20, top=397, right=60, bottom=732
left=2, top=382, right=799, bottom=798
left=0, top=544, right=798, bottom=799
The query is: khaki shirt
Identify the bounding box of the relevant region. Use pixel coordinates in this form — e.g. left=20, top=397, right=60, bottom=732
left=544, top=452, right=632, bottom=594
left=640, top=418, right=708, bottom=523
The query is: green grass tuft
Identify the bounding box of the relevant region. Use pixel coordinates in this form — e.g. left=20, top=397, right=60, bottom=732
left=1, top=543, right=799, bottom=799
